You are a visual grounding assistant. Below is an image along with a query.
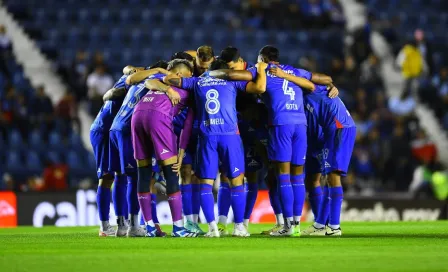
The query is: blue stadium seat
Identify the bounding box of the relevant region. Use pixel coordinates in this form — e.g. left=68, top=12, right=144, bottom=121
left=68, top=132, right=83, bottom=150
left=29, top=130, right=44, bottom=152
left=8, top=129, right=23, bottom=151
left=6, top=151, right=21, bottom=174
left=26, top=151, right=42, bottom=174
left=46, top=151, right=62, bottom=164
left=66, top=150, right=84, bottom=171
left=48, top=131, right=64, bottom=152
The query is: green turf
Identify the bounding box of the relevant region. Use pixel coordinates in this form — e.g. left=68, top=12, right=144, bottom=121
left=1, top=222, right=448, bottom=272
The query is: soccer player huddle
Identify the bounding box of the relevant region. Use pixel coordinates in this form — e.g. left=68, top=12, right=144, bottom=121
left=90, top=44, right=356, bottom=238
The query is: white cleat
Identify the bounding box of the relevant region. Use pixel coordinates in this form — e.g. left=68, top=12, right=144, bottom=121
left=233, top=223, right=250, bottom=237
left=261, top=224, right=283, bottom=235
left=303, top=225, right=326, bottom=236
left=116, top=218, right=129, bottom=237
left=99, top=224, right=116, bottom=237
left=270, top=223, right=294, bottom=237
left=325, top=227, right=342, bottom=236
left=127, top=227, right=147, bottom=237
left=204, top=225, right=220, bottom=238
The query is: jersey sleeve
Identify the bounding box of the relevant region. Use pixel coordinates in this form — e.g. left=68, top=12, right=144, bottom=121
left=247, top=67, right=257, bottom=80
left=179, top=108, right=194, bottom=150
left=295, top=68, right=312, bottom=80
left=113, top=75, right=128, bottom=89
left=232, top=80, right=249, bottom=92
left=180, top=77, right=198, bottom=91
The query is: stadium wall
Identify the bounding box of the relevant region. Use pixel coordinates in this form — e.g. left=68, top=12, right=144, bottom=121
left=0, top=190, right=446, bottom=228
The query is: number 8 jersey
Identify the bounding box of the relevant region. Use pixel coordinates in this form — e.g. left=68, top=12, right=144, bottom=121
left=181, top=75, right=248, bottom=136
left=263, top=64, right=311, bottom=126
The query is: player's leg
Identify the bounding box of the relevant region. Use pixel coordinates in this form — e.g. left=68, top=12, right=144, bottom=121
left=261, top=167, right=284, bottom=234
left=90, top=129, right=114, bottom=236
left=305, top=172, right=322, bottom=220
left=197, top=135, right=220, bottom=237
left=109, top=131, right=128, bottom=236
left=290, top=124, right=308, bottom=236
left=324, top=127, right=356, bottom=236
left=221, top=135, right=248, bottom=237
left=243, top=171, right=258, bottom=230
left=269, top=125, right=294, bottom=236
left=180, top=164, right=194, bottom=223
left=217, top=172, right=231, bottom=235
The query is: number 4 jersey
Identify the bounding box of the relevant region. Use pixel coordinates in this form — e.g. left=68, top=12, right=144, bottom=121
left=263, top=64, right=311, bottom=126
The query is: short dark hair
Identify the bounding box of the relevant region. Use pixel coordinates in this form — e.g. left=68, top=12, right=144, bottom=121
left=220, top=46, right=240, bottom=63
left=171, top=51, right=194, bottom=62
left=197, top=45, right=214, bottom=62
left=148, top=60, right=168, bottom=69
left=259, top=45, right=279, bottom=62
left=167, top=59, right=194, bottom=73
left=209, top=59, right=229, bottom=71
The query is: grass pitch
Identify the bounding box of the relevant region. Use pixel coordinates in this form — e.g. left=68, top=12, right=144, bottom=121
left=1, top=222, right=448, bottom=272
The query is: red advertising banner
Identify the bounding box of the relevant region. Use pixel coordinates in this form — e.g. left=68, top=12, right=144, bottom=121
left=0, top=191, right=17, bottom=227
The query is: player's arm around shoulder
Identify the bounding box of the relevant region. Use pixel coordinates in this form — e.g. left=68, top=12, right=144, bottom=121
left=269, top=66, right=315, bottom=91
left=163, top=74, right=183, bottom=88
left=246, top=62, right=268, bottom=94
left=144, top=79, right=181, bottom=105
left=103, top=87, right=126, bottom=102
left=126, top=68, right=171, bottom=85
left=208, top=69, right=254, bottom=81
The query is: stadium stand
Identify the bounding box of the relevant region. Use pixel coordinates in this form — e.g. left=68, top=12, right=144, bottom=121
left=0, top=0, right=446, bottom=194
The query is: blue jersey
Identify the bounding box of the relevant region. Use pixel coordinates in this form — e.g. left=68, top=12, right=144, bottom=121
left=90, top=75, right=128, bottom=131
left=181, top=76, right=248, bottom=136
left=110, top=73, right=164, bottom=132
left=304, top=85, right=356, bottom=131
left=262, top=64, right=309, bottom=126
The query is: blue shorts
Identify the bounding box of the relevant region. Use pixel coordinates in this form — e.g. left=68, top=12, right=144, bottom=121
left=152, top=157, right=160, bottom=173
left=244, top=145, right=264, bottom=173
left=268, top=124, right=307, bottom=165
left=305, top=131, right=327, bottom=175
left=109, top=130, right=136, bottom=176
left=197, top=134, right=245, bottom=180
left=324, top=127, right=356, bottom=176
left=90, top=129, right=110, bottom=179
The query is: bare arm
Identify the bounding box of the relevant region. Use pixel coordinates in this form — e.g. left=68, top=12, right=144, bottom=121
left=246, top=62, right=267, bottom=94
left=163, top=74, right=183, bottom=87
left=311, top=73, right=333, bottom=85
left=208, top=69, right=254, bottom=81
left=103, top=87, right=126, bottom=102
left=144, top=79, right=181, bottom=105
left=269, top=66, right=315, bottom=91
left=126, top=68, right=171, bottom=85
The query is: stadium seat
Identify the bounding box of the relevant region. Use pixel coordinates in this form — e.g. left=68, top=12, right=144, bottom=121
left=26, top=151, right=43, bottom=174
left=29, top=130, right=44, bottom=152
left=46, top=151, right=62, bottom=164
left=5, top=151, right=21, bottom=174
left=68, top=132, right=83, bottom=150
left=66, top=150, right=84, bottom=172
left=48, top=131, right=64, bottom=152
left=8, top=129, right=23, bottom=151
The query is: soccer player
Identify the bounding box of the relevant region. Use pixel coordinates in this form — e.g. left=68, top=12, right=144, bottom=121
left=91, top=65, right=140, bottom=236
left=185, top=45, right=216, bottom=76
left=132, top=59, right=197, bottom=237
left=270, top=66, right=355, bottom=236
left=109, top=66, right=170, bottom=237
left=162, top=59, right=268, bottom=237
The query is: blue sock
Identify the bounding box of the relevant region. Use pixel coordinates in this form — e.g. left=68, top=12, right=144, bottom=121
left=244, top=183, right=258, bottom=220
left=191, top=184, right=201, bottom=216
left=127, top=175, right=139, bottom=215
left=217, top=182, right=231, bottom=218
left=278, top=174, right=293, bottom=218
left=96, top=185, right=110, bottom=221
left=291, top=174, right=305, bottom=221
left=140, top=214, right=144, bottom=225
left=112, top=174, right=127, bottom=217
left=316, top=185, right=330, bottom=226
left=329, top=186, right=343, bottom=228
left=200, top=184, right=215, bottom=223
left=268, top=186, right=282, bottom=214
left=309, top=186, right=323, bottom=219
left=151, top=193, right=159, bottom=224
left=231, top=185, right=246, bottom=224
left=181, top=184, right=193, bottom=217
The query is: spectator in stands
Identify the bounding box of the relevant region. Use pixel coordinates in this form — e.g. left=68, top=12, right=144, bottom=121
left=324, top=0, right=345, bottom=27
left=55, top=90, right=81, bottom=136
left=414, top=29, right=434, bottom=75
left=301, top=0, right=329, bottom=28
left=388, top=92, right=416, bottom=117
left=1, top=86, right=17, bottom=127
left=31, top=85, right=54, bottom=132
left=59, top=50, right=89, bottom=100
left=88, top=52, right=107, bottom=75
left=0, top=24, right=12, bottom=80
left=86, top=64, right=113, bottom=116
left=396, top=40, right=427, bottom=98
left=41, top=160, right=68, bottom=191
left=14, top=94, right=31, bottom=136
left=360, top=54, right=382, bottom=90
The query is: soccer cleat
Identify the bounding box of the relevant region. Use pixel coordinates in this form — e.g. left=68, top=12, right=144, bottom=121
left=261, top=224, right=283, bottom=235
left=145, top=225, right=157, bottom=237
left=270, top=222, right=294, bottom=237
left=232, top=223, right=250, bottom=237
left=217, top=223, right=229, bottom=236
left=302, top=225, right=326, bottom=236
left=292, top=225, right=301, bottom=237
left=204, top=225, right=220, bottom=238
left=99, top=225, right=116, bottom=237
left=127, top=227, right=146, bottom=237
left=325, top=227, right=342, bottom=236
left=171, top=226, right=198, bottom=237
left=115, top=220, right=128, bottom=237
left=155, top=224, right=167, bottom=237
left=185, top=220, right=205, bottom=235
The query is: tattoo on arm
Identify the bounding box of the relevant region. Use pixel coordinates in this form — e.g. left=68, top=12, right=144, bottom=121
left=167, top=77, right=181, bottom=87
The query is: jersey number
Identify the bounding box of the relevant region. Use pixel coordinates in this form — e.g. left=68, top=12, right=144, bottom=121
left=126, top=84, right=146, bottom=109
left=205, top=89, right=220, bottom=114
left=282, top=79, right=295, bottom=100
